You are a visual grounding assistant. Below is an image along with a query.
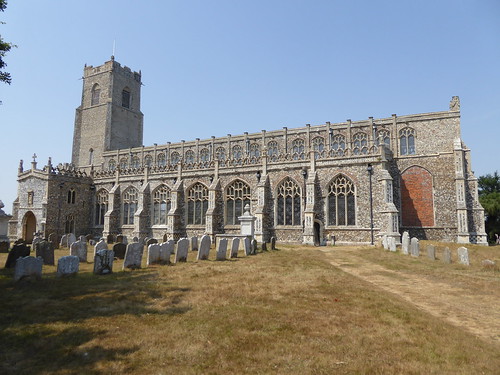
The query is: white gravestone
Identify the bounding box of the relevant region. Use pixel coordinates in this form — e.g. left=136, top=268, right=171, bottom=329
left=67, top=233, right=77, bottom=248
left=442, top=247, right=452, bottom=264
left=160, top=240, right=175, bottom=263
left=94, top=250, right=114, bottom=275
left=401, top=232, right=410, bottom=255
left=70, top=239, right=87, bottom=262
left=382, top=235, right=388, bottom=250
left=94, top=238, right=108, bottom=256
left=216, top=238, right=228, bottom=261
left=175, top=238, right=189, bottom=263
left=57, top=255, right=79, bottom=276
left=388, top=237, right=396, bottom=252
left=410, top=237, right=419, bottom=257
left=147, top=243, right=161, bottom=266
left=230, top=238, right=240, bottom=258
left=426, top=245, right=436, bottom=260
left=244, top=237, right=252, bottom=256
left=123, top=242, right=144, bottom=269
left=457, top=247, right=470, bottom=265
left=197, top=235, right=211, bottom=260
left=14, top=256, right=43, bottom=282
left=59, top=234, right=68, bottom=248
left=191, top=236, right=198, bottom=251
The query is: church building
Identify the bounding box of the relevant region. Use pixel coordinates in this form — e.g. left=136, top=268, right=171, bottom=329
left=8, top=58, right=488, bottom=246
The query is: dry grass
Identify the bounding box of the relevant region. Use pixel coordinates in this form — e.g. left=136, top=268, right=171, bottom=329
left=0, top=244, right=498, bottom=374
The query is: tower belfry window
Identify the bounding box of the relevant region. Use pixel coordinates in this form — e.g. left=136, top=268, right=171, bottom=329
left=91, top=84, right=100, bottom=106
left=122, top=88, right=131, bottom=109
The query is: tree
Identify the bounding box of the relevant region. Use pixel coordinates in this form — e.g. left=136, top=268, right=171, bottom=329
left=478, top=171, right=500, bottom=244
left=0, top=0, right=14, bottom=85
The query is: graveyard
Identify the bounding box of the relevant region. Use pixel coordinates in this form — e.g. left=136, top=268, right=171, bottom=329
left=0, top=240, right=498, bottom=374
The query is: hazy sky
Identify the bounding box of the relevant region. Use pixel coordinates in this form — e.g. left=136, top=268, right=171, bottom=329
left=1, top=0, right=499, bottom=213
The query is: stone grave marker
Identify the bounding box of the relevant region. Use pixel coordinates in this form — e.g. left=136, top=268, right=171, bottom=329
left=197, top=235, right=211, bottom=260
left=147, top=243, right=161, bottom=266
left=48, top=233, right=59, bottom=249
left=244, top=237, right=252, bottom=256
left=216, top=238, right=228, bottom=261
left=70, top=239, right=87, bottom=262
left=113, top=242, right=127, bottom=259
left=401, top=232, right=410, bottom=255
left=94, top=238, right=108, bottom=256
left=270, top=237, right=276, bottom=250
left=14, top=256, right=42, bottom=282
left=442, top=247, right=452, bottom=264
left=57, top=255, right=79, bottom=277
left=410, top=237, right=419, bottom=257
left=426, top=245, right=436, bottom=260
left=116, top=234, right=127, bottom=244
left=94, top=249, right=114, bottom=275
left=160, top=240, right=174, bottom=264
left=146, top=238, right=158, bottom=246
left=5, top=242, right=30, bottom=268
left=382, top=235, right=388, bottom=250
left=106, top=234, right=114, bottom=244
left=123, top=242, right=144, bottom=269
left=162, top=233, right=169, bottom=243
left=481, top=259, right=496, bottom=269
left=262, top=242, right=267, bottom=251
left=32, top=237, right=42, bottom=249
left=175, top=238, right=189, bottom=263
left=230, top=238, right=240, bottom=258
left=191, top=236, right=198, bottom=251
left=388, top=237, right=396, bottom=252
left=457, top=247, right=470, bottom=265
left=251, top=239, right=258, bottom=255
left=67, top=233, right=77, bottom=248
left=59, top=234, right=68, bottom=248
left=0, top=241, right=8, bottom=253
left=35, top=240, right=54, bottom=265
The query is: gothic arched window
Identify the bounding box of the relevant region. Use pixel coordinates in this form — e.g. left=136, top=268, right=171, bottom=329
left=67, top=189, right=76, bottom=204
left=185, top=150, right=195, bottom=166
left=108, top=159, right=116, bottom=171
left=249, top=143, right=260, bottom=158
left=144, top=155, right=153, bottom=168
left=216, top=147, right=226, bottom=167
left=267, top=141, right=279, bottom=162
left=157, top=153, right=166, bottom=167
left=226, top=180, right=251, bottom=225
left=122, top=87, right=131, bottom=109
left=152, top=185, right=171, bottom=225
left=187, top=183, right=209, bottom=225
left=400, top=127, right=416, bottom=155
left=131, top=156, right=140, bottom=169
left=378, top=129, right=391, bottom=148
left=331, top=134, right=346, bottom=157
left=200, top=148, right=210, bottom=166
left=328, top=175, right=356, bottom=226
left=170, top=151, right=180, bottom=166
left=232, top=145, right=243, bottom=165
left=65, top=214, right=75, bottom=234
left=312, top=136, right=325, bottom=160
left=95, top=189, right=108, bottom=226
left=291, top=138, right=305, bottom=160
left=119, top=158, right=128, bottom=170
left=276, top=178, right=301, bottom=226
left=122, top=187, right=138, bottom=225
left=91, top=84, right=100, bottom=106
left=353, top=132, right=368, bottom=155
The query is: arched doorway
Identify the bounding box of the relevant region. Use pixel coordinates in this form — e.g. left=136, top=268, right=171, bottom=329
left=22, top=211, right=36, bottom=243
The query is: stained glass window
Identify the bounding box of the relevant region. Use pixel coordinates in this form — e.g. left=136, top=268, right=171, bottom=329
left=328, top=175, right=355, bottom=226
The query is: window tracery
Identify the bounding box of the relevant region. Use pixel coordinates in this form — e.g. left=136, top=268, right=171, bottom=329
left=267, top=141, right=279, bottom=162
left=276, top=178, right=301, bottom=226
left=312, top=136, right=325, bottom=159
left=122, top=187, right=138, bottom=225
left=400, top=127, right=415, bottom=155
left=152, top=185, right=171, bottom=225
left=330, top=134, right=346, bottom=157
left=226, top=180, right=251, bottom=225
left=352, top=132, right=368, bottom=155
left=187, top=183, right=209, bottom=225
left=291, top=138, right=305, bottom=160
left=328, top=175, right=356, bottom=226
left=95, top=189, right=108, bottom=226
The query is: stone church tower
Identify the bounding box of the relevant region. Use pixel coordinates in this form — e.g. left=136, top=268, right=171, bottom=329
left=71, top=57, right=143, bottom=168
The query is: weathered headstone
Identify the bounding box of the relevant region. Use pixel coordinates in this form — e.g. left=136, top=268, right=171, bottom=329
left=191, top=236, right=198, bottom=251
left=251, top=239, right=258, bottom=255
left=14, top=256, right=42, bottom=282
left=147, top=243, right=161, bottom=266
left=382, top=235, right=388, bottom=250
left=112, top=242, right=127, bottom=259
left=197, top=235, right=211, bottom=260
left=270, top=237, right=276, bottom=250
left=442, top=247, right=452, bottom=264
left=70, top=239, right=87, bottom=262
left=175, top=238, right=189, bottom=263
left=94, top=238, right=108, bottom=256
left=0, top=241, right=8, bottom=253
left=59, top=234, right=68, bottom=248
left=244, top=237, right=252, bottom=256
left=94, top=250, right=114, bottom=275
left=67, top=233, right=77, bottom=248
left=426, top=245, right=436, bottom=260
left=57, top=255, right=79, bottom=277
left=5, top=242, right=30, bottom=268
left=401, top=232, right=410, bottom=255
left=230, top=238, right=240, bottom=258
left=162, top=233, right=169, bottom=243
left=457, top=247, right=470, bottom=265
left=160, top=240, right=174, bottom=263
left=106, top=234, right=114, bottom=244
left=48, top=233, right=59, bottom=249
left=410, top=237, right=419, bottom=257
left=123, top=242, right=144, bottom=269
left=261, top=242, right=267, bottom=251
left=32, top=236, right=42, bottom=249
left=146, top=238, right=158, bottom=246
left=388, top=237, right=396, bottom=252
left=35, top=240, right=54, bottom=265
left=216, top=238, right=228, bottom=261
left=481, top=259, right=496, bottom=269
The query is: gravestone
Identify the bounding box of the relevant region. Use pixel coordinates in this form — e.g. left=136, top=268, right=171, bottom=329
left=116, top=234, right=127, bottom=244
left=457, top=247, right=470, bottom=265
left=123, top=242, right=144, bottom=269
left=32, top=236, right=42, bottom=249
left=59, top=234, right=68, bottom=248
left=48, top=233, right=59, bottom=249
left=57, top=255, right=79, bottom=277
left=191, top=236, right=198, bottom=251
left=382, top=235, right=388, bottom=250
left=388, top=237, right=396, bottom=252
left=112, top=242, right=127, bottom=259
left=132, top=236, right=139, bottom=243
left=94, top=250, right=114, bottom=275
left=106, top=234, right=114, bottom=244
left=481, top=259, right=496, bottom=269
left=197, top=235, right=211, bottom=260
left=410, top=237, right=419, bottom=257
left=230, top=238, right=240, bottom=258
left=70, top=239, right=87, bottom=262
left=426, top=245, right=436, bottom=260
left=94, top=238, right=108, bottom=256
left=147, top=243, right=161, bottom=266
left=67, top=233, right=77, bottom=248
left=162, top=233, right=169, bottom=243
left=442, top=247, right=452, bottom=264
left=261, top=242, right=267, bottom=251
left=175, top=238, right=189, bottom=263
left=35, top=240, right=54, bottom=265
left=270, top=237, right=276, bottom=250
left=216, top=238, right=228, bottom=261
left=0, top=242, right=8, bottom=253
left=401, top=232, right=410, bottom=255
left=160, top=240, right=174, bottom=263
left=251, top=239, right=258, bottom=255
left=5, top=242, right=30, bottom=268
left=14, top=256, right=42, bottom=282
left=146, top=238, right=158, bottom=246
left=244, top=237, right=252, bottom=256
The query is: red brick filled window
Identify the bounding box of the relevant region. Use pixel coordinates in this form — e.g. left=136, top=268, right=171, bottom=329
left=400, top=166, right=434, bottom=227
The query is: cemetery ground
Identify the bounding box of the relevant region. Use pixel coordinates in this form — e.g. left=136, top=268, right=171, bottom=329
left=0, top=243, right=499, bottom=375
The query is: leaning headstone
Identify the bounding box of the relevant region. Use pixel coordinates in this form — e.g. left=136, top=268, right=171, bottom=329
left=230, top=238, right=240, bottom=258
left=160, top=240, right=174, bottom=263
left=388, top=237, right=396, bottom=252
left=146, top=238, right=158, bottom=246
left=112, top=242, right=127, bottom=259
left=251, top=239, right=258, bottom=255
left=426, top=245, right=436, bottom=260
left=106, top=234, right=114, bottom=244
left=35, top=240, right=54, bottom=265
left=216, top=238, right=228, bottom=261
left=5, top=242, right=30, bottom=268
left=94, top=238, right=108, bottom=256
left=270, top=237, right=276, bottom=250
left=14, top=256, right=42, bottom=282
left=123, top=242, right=144, bottom=269
left=442, top=247, right=452, bottom=264
left=94, top=250, right=114, bottom=275
left=191, top=236, right=198, bottom=251
left=147, top=243, right=161, bottom=266
left=401, top=232, right=410, bottom=255
left=67, top=233, right=77, bottom=248
left=244, top=237, right=252, bottom=256
left=70, top=239, right=87, bottom=262
left=175, top=238, right=189, bottom=263
left=382, top=235, right=388, bottom=250
left=59, top=234, right=68, bottom=248
left=197, top=235, right=211, bottom=260
left=410, top=237, right=419, bottom=257
left=57, top=255, right=79, bottom=277
left=262, top=242, right=267, bottom=251
left=457, top=247, right=470, bottom=265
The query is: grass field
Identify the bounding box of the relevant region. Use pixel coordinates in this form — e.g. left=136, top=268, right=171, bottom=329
left=0, top=243, right=498, bottom=374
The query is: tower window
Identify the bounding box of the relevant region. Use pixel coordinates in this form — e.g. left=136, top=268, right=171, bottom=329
left=91, top=84, right=100, bottom=106
left=122, top=88, right=131, bottom=109
left=67, top=189, right=76, bottom=204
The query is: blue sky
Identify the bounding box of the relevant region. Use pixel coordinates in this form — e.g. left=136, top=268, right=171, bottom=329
left=1, top=0, right=499, bottom=213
